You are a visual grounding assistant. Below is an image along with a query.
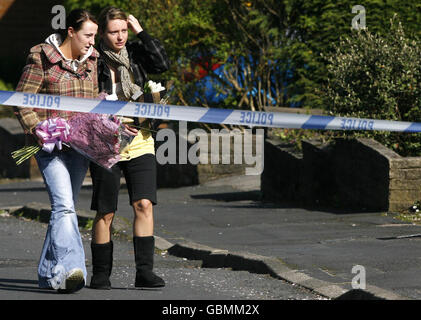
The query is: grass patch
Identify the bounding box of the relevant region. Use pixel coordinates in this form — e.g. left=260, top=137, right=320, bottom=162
left=394, top=201, right=421, bottom=225
left=394, top=212, right=421, bottom=225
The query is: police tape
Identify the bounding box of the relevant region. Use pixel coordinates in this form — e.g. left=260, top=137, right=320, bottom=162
left=1, top=90, right=421, bottom=132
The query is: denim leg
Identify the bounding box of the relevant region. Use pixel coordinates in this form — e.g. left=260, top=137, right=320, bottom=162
left=61, top=149, right=90, bottom=204
left=36, top=149, right=89, bottom=288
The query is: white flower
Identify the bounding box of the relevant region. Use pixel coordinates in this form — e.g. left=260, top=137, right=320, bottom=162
left=147, top=80, right=165, bottom=93
left=105, top=93, right=118, bottom=101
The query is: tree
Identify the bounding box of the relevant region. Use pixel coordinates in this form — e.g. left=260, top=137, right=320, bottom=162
left=284, top=0, right=421, bottom=109
left=64, top=0, right=421, bottom=113
left=321, top=17, right=421, bottom=156
left=65, top=0, right=135, bottom=15
left=0, top=79, right=14, bottom=118
left=65, top=0, right=292, bottom=111
left=130, top=0, right=291, bottom=112
left=215, top=1, right=290, bottom=111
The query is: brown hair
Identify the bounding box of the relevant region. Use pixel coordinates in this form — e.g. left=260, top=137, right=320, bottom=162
left=59, top=9, right=97, bottom=39
left=98, top=6, right=128, bottom=34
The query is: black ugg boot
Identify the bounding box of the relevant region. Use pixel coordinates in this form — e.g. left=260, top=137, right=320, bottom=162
left=90, top=241, right=113, bottom=290
left=134, top=236, right=165, bottom=288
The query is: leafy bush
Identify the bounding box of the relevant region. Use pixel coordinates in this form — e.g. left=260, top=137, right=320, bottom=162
left=63, top=0, right=421, bottom=113
left=65, top=0, right=289, bottom=111
left=320, top=17, right=421, bottom=156
left=286, top=0, right=421, bottom=109
left=0, top=79, right=12, bottom=90
left=0, top=79, right=14, bottom=118
left=272, top=128, right=336, bottom=152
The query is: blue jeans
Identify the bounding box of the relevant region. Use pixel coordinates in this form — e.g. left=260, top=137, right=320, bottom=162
left=35, top=148, right=89, bottom=289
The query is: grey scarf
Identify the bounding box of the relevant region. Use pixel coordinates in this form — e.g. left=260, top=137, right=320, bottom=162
left=99, top=41, right=143, bottom=101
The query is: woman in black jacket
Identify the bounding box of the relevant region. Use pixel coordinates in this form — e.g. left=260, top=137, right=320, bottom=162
left=89, top=6, right=169, bottom=290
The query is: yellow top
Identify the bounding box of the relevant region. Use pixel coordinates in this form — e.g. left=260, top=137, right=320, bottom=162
left=113, top=74, right=159, bottom=161
left=113, top=76, right=156, bottom=161
left=119, top=125, right=155, bottom=161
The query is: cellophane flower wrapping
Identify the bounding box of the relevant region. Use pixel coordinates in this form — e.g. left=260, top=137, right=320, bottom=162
left=67, top=113, right=134, bottom=169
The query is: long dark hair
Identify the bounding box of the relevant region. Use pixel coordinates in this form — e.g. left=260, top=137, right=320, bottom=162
left=58, top=9, right=98, bottom=39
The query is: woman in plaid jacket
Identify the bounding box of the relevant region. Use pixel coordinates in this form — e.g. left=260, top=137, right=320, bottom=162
left=14, top=9, right=99, bottom=294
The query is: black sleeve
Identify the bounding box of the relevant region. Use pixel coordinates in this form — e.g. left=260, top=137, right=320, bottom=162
left=127, top=31, right=170, bottom=74
left=97, top=58, right=113, bottom=94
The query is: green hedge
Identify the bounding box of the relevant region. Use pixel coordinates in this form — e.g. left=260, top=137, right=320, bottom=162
left=320, top=17, right=421, bottom=156
left=0, top=79, right=14, bottom=118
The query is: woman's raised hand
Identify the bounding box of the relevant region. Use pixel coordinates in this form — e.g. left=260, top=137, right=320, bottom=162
left=127, top=15, right=143, bottom=34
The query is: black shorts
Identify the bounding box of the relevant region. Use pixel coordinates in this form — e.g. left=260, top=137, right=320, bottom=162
left=90, top=153, right=157, bottom=214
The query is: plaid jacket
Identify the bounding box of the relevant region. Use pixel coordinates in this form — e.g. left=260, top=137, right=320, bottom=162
left=97, top=31, right=169, bottom=95
left=14, top=43, right=99, bottom=134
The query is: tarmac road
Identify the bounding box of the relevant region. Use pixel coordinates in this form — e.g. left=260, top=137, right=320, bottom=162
left=1, top=173, right=421, bottom=300
left=0, top=196, right=324, bottom=301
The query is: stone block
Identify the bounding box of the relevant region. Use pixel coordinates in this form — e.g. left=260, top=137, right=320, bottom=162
left=262, top=137, right=421, bottom=212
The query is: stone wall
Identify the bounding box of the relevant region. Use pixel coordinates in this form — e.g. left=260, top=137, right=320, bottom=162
left=328, top=138, right=393, bottom=211
left=389, top=157, right=421, bottom=211
left=156, top=130, right=262, bottom=187
left=261, top=140, right=303, bottom=204
left=262, top=137, right=420, bottom=213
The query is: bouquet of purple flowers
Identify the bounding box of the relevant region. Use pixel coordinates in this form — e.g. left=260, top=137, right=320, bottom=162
left=67, top=113, right=134, bottom=169
left=12, top=113, right=134, bottom=169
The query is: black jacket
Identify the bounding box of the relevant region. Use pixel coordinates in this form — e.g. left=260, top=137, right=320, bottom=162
left=97, top=30, right=170, bottom=95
